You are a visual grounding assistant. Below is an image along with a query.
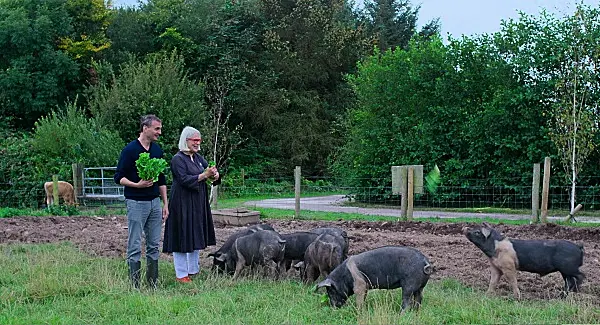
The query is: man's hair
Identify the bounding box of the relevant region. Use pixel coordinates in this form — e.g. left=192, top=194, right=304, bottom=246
left=139, top=114, right=162, bottom=132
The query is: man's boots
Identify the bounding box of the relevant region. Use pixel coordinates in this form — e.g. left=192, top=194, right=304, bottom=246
left=128, top=260, right=141, bottom=289
left=146, top=258, right=159, bottom=289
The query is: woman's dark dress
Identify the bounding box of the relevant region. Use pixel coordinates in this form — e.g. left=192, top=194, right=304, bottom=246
left=163, top=151, right=216, bottom=253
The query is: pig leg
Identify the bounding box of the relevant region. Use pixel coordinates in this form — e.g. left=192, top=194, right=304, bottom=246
left=503, top=269, right=520, bottom=300
left=400, top=290, right=413, bottom=311
left=232, top=252, right=246, bottom=280
left=305, top=265, right=317, bottom=283
left=487, top=264, right=502, bottom=294
left=411, top=288, right=423, bottom=311
left=266, top=259, right=279, bottom=279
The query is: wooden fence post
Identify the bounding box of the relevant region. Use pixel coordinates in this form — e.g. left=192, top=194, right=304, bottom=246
left=400, top=167, right=408, bottom=220
left=531, top=163, right=540, bottom=223
left=294, top=166, right=301, bottom=219
left=72, top=163, right=83, bottom=205
left=540, top=157, right=551, bottom=223
left=407, top=166, right=414, bottom=220
left=52, top=175, right=59, bottom=206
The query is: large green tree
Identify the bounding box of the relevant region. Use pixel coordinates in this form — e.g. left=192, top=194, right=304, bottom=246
left=362, top=0, right=440, bottom=51
left=0, top=0, right=79, bottom=129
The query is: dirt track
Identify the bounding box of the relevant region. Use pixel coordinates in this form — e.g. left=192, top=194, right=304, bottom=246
left=1, top=215, right=599, bottom=301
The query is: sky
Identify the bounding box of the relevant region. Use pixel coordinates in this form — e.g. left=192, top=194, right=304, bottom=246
left=112, top=0, right=600, bottom=39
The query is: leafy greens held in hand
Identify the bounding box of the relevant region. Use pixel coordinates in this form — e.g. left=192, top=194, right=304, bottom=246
left=206, top=160, right=216, bottom=185
left=136, top=152, right=168, bottom=182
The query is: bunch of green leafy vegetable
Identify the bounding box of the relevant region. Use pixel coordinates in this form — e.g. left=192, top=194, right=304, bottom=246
left=206, top=160, right=216, bottom=185
left=135, top=153, right=168, bottom=182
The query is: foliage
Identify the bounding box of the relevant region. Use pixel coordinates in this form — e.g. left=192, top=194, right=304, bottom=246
left=0, top=0, right=80, bottom=129
left=0, top=132, right=49, bottom=208
left=334, top=31, right=555, bottom=202
left=135, top=153, right=168, bottom=182
left=44, top=204, right=80, bottom=216
left=104, top=6, right=156, bottom=65
left=33, top=98, right=124, bottom=168
left=362, top=0, right=440, bottom=51
left=87, top=51, right=208, bottom=156
left=60, top=0, right=111, bottom=64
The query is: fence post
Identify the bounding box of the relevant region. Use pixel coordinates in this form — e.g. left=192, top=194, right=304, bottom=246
left=294, top=166, right=301, bottom=219
left=241, top=168, right=245, bottom=187
left=407, top=166, right=414, bottom=220
left=399, top=167, right=408, bottom=220
left=531, top=163, right=540, bottom=223
left=52, top=175, right=59, bottom=206
left=540, top=157, right=551, bottom=223
left=72, top=163, right=83, bottom=205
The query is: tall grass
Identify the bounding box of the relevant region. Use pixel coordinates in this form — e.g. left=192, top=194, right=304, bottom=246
left=1, top=243, right=598, bottom=324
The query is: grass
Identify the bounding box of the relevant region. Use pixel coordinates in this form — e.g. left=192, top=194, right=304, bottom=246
left=1, top=243, right=598, bottom=324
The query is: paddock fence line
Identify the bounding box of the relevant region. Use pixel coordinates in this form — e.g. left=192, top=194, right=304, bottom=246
left=3, top=170, right=600, bottom=217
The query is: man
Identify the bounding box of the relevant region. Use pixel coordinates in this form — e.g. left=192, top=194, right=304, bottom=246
left=114, top=114, right=169, bottom=289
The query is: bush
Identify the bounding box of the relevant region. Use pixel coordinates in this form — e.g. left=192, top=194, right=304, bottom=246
left=87, top=51, right=209, bottom=156
left=0, top=100, right=125, bottom=208
left=33, top=98, right=124, bottom=169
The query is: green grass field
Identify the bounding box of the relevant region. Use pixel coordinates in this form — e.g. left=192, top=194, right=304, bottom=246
left=1, top=196, right=599, bottom=324
left=1, top=243, right=598, bottom=324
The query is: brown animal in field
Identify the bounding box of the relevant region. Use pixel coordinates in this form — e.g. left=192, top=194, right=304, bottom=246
left=44, top=181, right=75, bottom=206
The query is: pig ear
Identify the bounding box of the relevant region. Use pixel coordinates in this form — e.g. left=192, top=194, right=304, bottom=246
left=293, top=261, right=304, bottom=269
left=316, top=278, right=333, bottom=291
left=481, top=227, right=491, bottom=238
left=482, top=222, right=493, bottom=228
left=215, top=253, right=227, bottom=262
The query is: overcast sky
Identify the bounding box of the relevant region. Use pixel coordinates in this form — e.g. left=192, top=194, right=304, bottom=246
left=112, top=0, right=600, bottom=39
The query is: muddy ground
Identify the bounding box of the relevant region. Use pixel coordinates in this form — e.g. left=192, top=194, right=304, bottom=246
left=1, top=215, right=599, bottom=302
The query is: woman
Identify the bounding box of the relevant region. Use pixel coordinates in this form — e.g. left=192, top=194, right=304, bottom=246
left=163, top=126, right=220, bottom=283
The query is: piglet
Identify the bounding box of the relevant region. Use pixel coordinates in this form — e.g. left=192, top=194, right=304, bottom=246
left=463, top=222, right=585, bottom=299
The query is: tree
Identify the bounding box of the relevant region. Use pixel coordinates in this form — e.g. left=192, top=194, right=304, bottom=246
left=548, top=6, right=600, bottom=217
left=0, top=0, right=79, bottom=129
left=362, top=0, right=439, bottom=51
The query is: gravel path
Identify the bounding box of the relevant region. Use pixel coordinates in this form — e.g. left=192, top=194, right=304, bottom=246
left=244, top=195, right=600, bottom=223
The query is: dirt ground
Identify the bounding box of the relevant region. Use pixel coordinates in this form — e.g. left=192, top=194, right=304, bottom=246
left=1, top=215, right=599, bottom=302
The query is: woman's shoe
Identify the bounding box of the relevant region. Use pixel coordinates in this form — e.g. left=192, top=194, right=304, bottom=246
left=176, top=276, right=192, bottom=283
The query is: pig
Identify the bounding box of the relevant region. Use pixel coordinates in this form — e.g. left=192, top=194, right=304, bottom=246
left=317, top=246, right=433, bottom=311
left=300, top=233, right=344, bottom=283
left=463, top=222, right=585, bottom=299
left=280, top=232, right=321, bottom=271
left=230, top=230, right=286, bottom=279
left=208, top=224, right=276, bottom=274
left=310, top=227, right=349, bottom=259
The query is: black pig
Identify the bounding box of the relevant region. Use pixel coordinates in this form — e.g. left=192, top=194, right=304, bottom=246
left=208, top=224, right=275, bottom=274
left=280, top=232, right=321, bottom=271
left=230, top=230, right=286, bottom=279
left=310, top=227, right=349, bottom=259
left=316, top=246, right=433, bottom=310
left=463, top=222, right=585, bottom=299
left=301, top=233, right=344, bottom=283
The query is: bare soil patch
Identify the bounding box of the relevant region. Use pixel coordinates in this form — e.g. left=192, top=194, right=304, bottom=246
left=1, top=216, right=598, bottom=301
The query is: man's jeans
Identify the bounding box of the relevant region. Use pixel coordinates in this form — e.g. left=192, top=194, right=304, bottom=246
left=126, top=198, right=162, bottom=262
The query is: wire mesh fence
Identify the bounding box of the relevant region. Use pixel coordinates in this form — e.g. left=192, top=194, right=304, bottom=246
left=4, top=172, right=600, bottom=217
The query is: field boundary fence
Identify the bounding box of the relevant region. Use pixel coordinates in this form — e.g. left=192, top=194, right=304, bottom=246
left=3, top=166, right=600, bottom=216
